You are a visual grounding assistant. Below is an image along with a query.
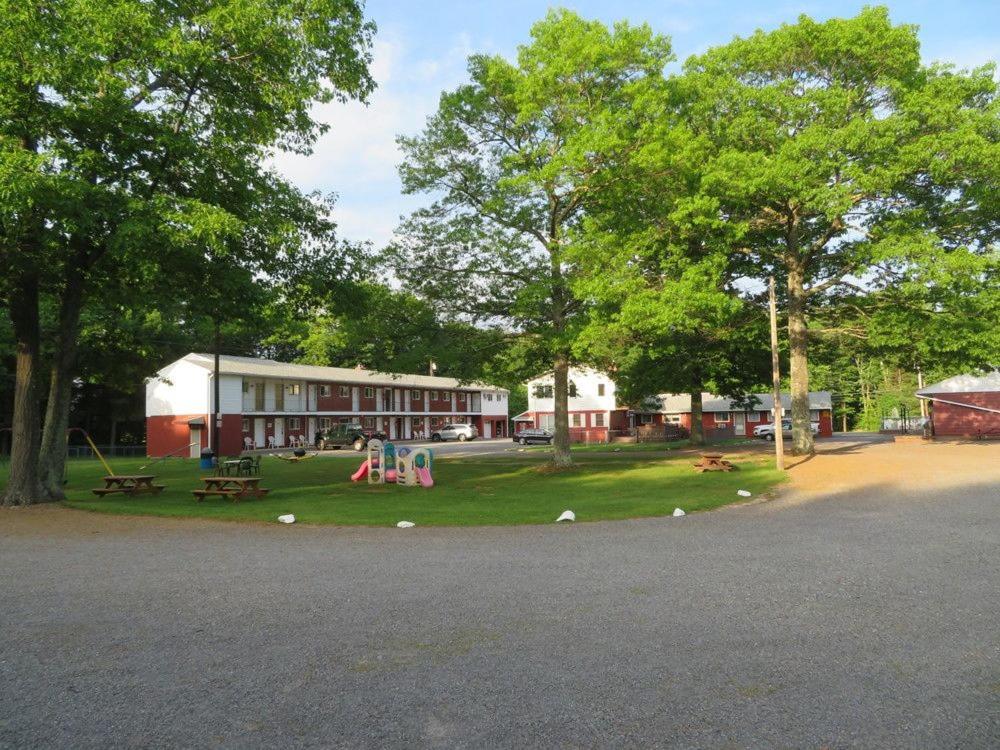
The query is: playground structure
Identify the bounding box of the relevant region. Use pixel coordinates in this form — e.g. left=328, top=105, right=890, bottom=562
left=351, top=439, right=434, bottom=487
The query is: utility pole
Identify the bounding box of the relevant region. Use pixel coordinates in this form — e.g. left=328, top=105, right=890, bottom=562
left=917, top=366, right=928, bottom=419
left=213, top=320, right=221, bottom=459
left=768, top=277, right=785, bottom=471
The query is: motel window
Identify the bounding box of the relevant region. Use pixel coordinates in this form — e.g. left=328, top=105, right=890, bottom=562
left=363, top=417, right=375, bottom=428
left=430, top=390, right=438, bottom=401
left=287, top=384, right=300, bottom=395
left=640, top=414, right=653, bottom=424
left=339, top=417, right=351, bottom=424
left=458, top=392, right=466, bottom=402
left=288, top=418, right=301, bottom=429
left=572, top=413, right=582, bottom=427
left=241, top=418, right=249, bottom=432
left=597, top=383, right=605, bottom=397
left=715, top=412, right=730, bottom=423
left=665, top=415, right=681, bottom=424
left=319, top=417, right=331, bottom=429
left=339, top=385, right=350, bottom=398
left=319, top=385, right=331, bottom=397
left=747, top=411, right=759, bottom=422
left=411, top=389, right=421, bottom=400
left=485, top=393, right=493, bottom=402
left=364, top=386, right=374, bottom=398
left=594, top=413, right=605, bottom=427
left=568, top=382, right=578, bottom=398
left=532, top=384, right=554, bottom=399
left=810, top=409, right=820, bottom=421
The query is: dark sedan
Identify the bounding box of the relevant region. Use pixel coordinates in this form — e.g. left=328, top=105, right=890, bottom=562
left=513, top=428, right=553, bottom=445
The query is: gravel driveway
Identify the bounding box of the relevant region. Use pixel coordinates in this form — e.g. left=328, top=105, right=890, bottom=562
left=1, top=437, right=998, bottom=748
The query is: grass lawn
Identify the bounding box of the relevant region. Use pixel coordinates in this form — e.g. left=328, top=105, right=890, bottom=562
left=2, top=451, right=786, bottom=526
left=525, top=437, right=760, bottom=453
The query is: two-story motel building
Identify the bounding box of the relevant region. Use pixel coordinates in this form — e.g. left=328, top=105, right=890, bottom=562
left=145, top=354, right=510, bottom=457
left=515, top=367, right=834, bottom=442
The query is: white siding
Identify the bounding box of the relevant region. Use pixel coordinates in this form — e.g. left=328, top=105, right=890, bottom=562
left=217, top=375, right=243, bottom=414
left=526, top=368, right=617, bottom=414
left=146, top=359, right=211, bottom=416
left=481, top=389, right=509, bottom=416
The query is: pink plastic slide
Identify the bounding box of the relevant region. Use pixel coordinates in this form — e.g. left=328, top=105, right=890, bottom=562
left=350, top=460, right=370, bottom=482
left=415, top=466, right=434, bottom=488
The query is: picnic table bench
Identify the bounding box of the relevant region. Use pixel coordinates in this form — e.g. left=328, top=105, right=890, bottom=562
left=92, top=475, right=165, bottom=497
left=693, top=453, right=734, bottom=473
left=193, top=476, right=269, bottom=502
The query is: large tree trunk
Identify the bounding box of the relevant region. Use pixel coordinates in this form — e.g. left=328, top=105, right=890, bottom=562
left=551, top=352, right=572, bottom=466
left=787, top=263, right=814, bottom=455
left=2, top=274, right=46, bottom=506
left=689, top=389, right=704, bottom=446
left=38, top=272, right=86, bottom=499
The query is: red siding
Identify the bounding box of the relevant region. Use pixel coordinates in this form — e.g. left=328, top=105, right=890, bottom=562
left=146, top=414, right=207, bottom=457
left=929, top=392, right=1000, bottom=436
left=315, top=382, right=353, bottom=411
left=430, top=391, right=451, bottom=412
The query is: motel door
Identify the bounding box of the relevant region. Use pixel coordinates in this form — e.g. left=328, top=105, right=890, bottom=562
left=254, top=418, right=266, bottom=448
left=189, top=427, right=202, bottom=457
left=734, top=413, right=746, bottom=436
left=274, top=418, right=285, bottom=447
left=483, top=421, right=492, bottom=439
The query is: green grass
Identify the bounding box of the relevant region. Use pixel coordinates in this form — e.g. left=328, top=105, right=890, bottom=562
left=4, top=451, right=786, bottom=527
left=525, top=437, right=758, bottom=453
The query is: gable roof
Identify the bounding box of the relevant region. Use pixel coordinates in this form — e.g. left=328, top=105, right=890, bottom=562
left=654, top=391, right=833, bottom=413
left=917, top=371, right=1000, bottom=395
left=178, top=354, right=506, bottom=392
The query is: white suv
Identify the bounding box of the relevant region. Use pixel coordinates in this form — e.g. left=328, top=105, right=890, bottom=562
left=754, top=419, right=819, bottom=441
left=431, top=423, right=479, bottom=442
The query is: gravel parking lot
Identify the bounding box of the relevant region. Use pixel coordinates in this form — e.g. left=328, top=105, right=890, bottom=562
left=1, top=436, right=998, bottom=748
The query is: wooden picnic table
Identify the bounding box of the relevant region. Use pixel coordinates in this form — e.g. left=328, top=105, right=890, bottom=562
left=693, top=453, right=734, bottom=473
left=192, top=476, right=269, bottom=502
left=92, top=475, right=165, bottom=497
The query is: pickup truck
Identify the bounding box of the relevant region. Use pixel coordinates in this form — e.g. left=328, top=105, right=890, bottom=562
left=753, top=419, right=819, bottom=441
left=315, top=423, right=387, bottom=451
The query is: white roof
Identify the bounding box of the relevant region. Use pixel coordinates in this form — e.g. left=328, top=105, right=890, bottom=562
left=654, top=391, right=833, bottom=413
left=917, top=371, right=1000, bottom=395
left=179, top=354, right=506, bottom=392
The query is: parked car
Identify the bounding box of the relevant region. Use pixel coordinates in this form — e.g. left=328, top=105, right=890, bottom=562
left=431, top=423, right=478, bottom=442
left=315, top=423, right=386, bottom=451
left=513, top=428, right=553, bottom=445
left=753, top=419, right=819, bottom=441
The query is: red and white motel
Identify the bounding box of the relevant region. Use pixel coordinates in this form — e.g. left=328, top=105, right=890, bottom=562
left=515, top=367, right=835, bottom=442
left=145, top=354, right=510, bottom=457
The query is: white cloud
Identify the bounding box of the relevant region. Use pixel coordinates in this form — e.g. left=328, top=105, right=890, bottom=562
left=270, top=32, right=482, bottom=248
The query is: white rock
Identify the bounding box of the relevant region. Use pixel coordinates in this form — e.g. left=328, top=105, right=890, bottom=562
left=556, top=510, right=576, bottom=523
left=277, top=514, right=296, bottom=524
left=396, top=521, right=416, bottom=528
left=672, top=508, right=686, bottom=517
left=737, top=490, right=752, bottom=497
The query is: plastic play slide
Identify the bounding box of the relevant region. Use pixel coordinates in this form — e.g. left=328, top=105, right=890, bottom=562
left=415, top=466, right=434, bottom=488
left=350, top=460, right=370, bottom=482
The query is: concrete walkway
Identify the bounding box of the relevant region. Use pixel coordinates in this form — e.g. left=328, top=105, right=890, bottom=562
left=1, top=438, right=998, bottom=748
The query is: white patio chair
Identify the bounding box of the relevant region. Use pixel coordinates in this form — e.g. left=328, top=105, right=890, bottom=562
left=267, top=436, right=276, bottom=449
left=243, top=436, right=253, bottom=451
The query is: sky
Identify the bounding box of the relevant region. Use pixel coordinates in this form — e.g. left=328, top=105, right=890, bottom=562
left=271, top=0, right=1000, bottom=250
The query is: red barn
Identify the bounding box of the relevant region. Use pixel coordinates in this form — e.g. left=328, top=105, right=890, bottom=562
left=917, top=372, right=1000, bottom=438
